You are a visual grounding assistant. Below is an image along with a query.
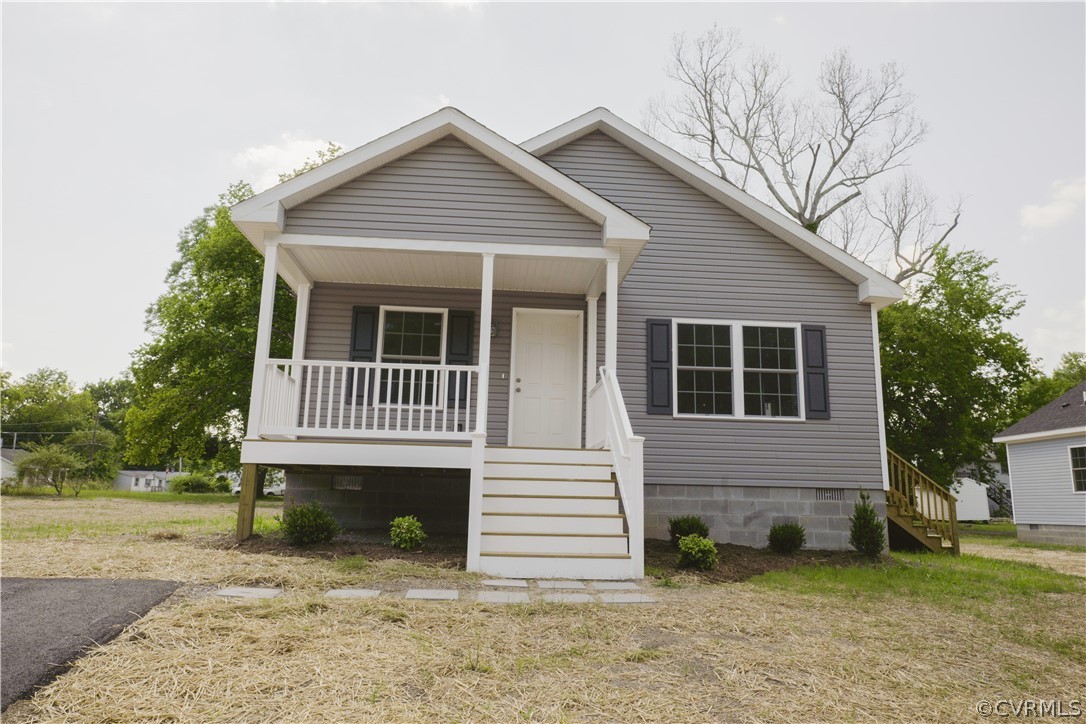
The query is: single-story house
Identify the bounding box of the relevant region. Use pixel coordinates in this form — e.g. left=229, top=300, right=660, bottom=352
left=229, top=106, right=956, bottom=578
left=993, top=381, right=1086, bottom=546
left=113, top=470, right=186, bottom=493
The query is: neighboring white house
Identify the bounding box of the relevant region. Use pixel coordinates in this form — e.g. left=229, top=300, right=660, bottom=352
left=0, top=449, right=30, bottom=483
left=993, top=382, right=1086, bottom=546
left=951, top=478, right=992, bottom=522
left=113, top=470, right=185, bottom=492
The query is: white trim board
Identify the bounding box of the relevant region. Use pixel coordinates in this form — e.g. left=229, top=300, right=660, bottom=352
left=522, top=107, right=904, bottom=309
left=993, top=427, right=1086, bottom=445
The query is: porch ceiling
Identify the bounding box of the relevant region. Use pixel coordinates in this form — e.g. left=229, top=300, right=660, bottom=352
left=284, top=245, right=602, bottom=294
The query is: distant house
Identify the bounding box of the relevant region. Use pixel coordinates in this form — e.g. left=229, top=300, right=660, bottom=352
left=993, top=382, right=1086, bottom=546
left=0, top=449, right=30, bottom=483
left=113, top=470, right=185, bottom=493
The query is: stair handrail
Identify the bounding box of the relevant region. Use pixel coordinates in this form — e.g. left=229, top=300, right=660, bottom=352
left=597, top=366, right=644, bottom=576
left=886, top=449, right=960, bottom=554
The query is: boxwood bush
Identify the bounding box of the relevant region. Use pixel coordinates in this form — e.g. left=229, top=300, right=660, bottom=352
left=390, top=515, right=427, bottom=551
left=668, top=515, right=710, bottom=547
left=677, top=533, right=718, bottom=570
left=278, top=501, right=340, bottom=546
left=767, top=522, right=807, bottom=554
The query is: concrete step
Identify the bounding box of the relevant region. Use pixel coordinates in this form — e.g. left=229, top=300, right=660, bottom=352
left=483, top=462, right=613, bottom=481
left=481, top=512, right=626, bottom=535
left=483, top=479, right=616, bottom=497
left=482, top=494, right=620, bottom=515
left=485, top=447, right=613, bottom=466
left=480, top=532, right=629, bottom=555
left=478, top=552, right=637, bottom=580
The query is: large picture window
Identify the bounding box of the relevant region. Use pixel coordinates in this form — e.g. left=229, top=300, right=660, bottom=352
left=673, top=320, right=802, bottom=419
left=1071, top=446, right=1086, bottom=493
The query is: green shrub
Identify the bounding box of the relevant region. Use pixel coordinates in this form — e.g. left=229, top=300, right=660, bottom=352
left=668, top=515, right=710, bottom=547
left=211, top=476, right=232, bottom=494
left=390, top=515, right=427, bottom=551
left=168, top=474, right=214, bottom=494
left=278, top=501, right=340, bottom=546
left=677, top=534, right=718, bottom=570
left=767, top=522, right=807, bottom=554
left=849, top=491, right=886, bottom=559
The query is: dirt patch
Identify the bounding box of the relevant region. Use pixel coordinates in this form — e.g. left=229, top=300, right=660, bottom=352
left=645, top=538, right=868, bottom=583
left=210, top=530, right=469, bottom=570
left=963, top=540, right=1086, bottom=578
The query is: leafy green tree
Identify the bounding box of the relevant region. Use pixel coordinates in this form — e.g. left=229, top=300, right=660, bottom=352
left=83, top=375, right=134, bottom=439
left=64, top=428, right=121, bottom=482
left=16, top=443, right=86, bottom=495
left=879, top=247, right=1037, bottom=486
left=1, top=368, right=95, bottom=446
left=1016, top=352, right=1086, bottom=417
left=126, top=182, right=297, bottom=472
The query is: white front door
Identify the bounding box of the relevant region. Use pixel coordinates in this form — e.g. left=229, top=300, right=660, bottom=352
left=509, top=309, right=583, bottom=448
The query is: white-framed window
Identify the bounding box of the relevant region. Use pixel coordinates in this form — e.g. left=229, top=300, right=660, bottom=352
left=1070, top=446, right=1086, bottom=493
left=376, top=306, right=448, bottom=407
left=672, top=319, right=803, bottom=420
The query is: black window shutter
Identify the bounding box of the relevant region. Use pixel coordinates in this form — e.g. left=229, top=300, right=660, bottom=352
left=801, top=324, right=831, bottom=420
left=446, top=310, right=474, bottom=407
left=349, top=306, right=380, bottom=362
left=646, top=318, right=672, bottom=415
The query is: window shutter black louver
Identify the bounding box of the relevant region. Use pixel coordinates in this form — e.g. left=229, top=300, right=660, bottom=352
left=646, top=318, right=672, bottom=415
left=349, top=306, right=379, bottom=362
left=801, top=324, right=831, bottom=420
left=446, top=310, right=474, bottom=408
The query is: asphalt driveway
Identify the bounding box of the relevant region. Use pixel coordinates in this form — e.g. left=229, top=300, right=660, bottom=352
left=0, top=577, right=179, bottom=710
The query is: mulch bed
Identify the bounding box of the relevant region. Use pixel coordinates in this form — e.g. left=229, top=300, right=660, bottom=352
left=208, top=531, right=865, bottom=582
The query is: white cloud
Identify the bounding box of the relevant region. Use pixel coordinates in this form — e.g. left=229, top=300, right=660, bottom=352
left=232, top=133, right=339, bottom=192
left=773, top=13, right=787, bottom=25
left=1028, top=298, right=1086, bottom=372
left=1019, top=177, right=1086, bottom=229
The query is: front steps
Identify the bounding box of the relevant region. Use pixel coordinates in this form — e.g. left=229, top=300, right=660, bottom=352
left=478, top=447, right=636, bottom=579
left=886, top=503, right=955, bottom=553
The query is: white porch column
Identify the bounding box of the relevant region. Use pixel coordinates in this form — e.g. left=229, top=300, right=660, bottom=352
left=475, top=253, right=495, bottom=435
left=586, top=295, right=598, bottom=387
left=604, top=258, right=618, bottom=372
left=467, top=252, right=494, bottom=573
left=246, top=241, right=280, bottom=438
left=291, top=283, right=311, bottom=362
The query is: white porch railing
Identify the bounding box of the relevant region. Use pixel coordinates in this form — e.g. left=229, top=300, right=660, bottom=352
left=587, top=366, right=645, bottom=575
left=259, top=359, right=478, bottom=440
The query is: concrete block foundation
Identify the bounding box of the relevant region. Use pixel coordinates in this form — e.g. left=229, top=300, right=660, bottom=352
left=1016, top=523, right=1086, bottom=547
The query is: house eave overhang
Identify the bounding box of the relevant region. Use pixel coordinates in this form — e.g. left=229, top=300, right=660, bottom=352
left=522, top=108, right=906, bottom=309
left=993, top=426, right=1086, bottom=445
left=230, top=107, right=651, bottom=256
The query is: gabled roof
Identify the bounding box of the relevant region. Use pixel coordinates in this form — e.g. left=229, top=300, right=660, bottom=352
left=522, top=108, right=905, bottom=308
left=994, top=382, right=1086, bottom=443
left=231, top=107, right=651, bottom=250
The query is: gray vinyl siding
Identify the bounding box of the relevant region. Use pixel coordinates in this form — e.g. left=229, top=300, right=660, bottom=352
left=285, top=136, right=602, bottom=246
left=543, top=132, right=884, bottom=489
left=1006, top=436, right=1086, bottom=527
left=304, top=282, right=586, bottom=445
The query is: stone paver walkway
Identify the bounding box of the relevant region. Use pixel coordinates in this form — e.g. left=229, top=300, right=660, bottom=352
left=214, top=580, right=656, bottom=604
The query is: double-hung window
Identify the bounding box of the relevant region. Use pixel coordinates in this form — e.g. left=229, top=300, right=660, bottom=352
left=1071, top=446, right=1086, bottom=493
left=673, top=320, right=802, bottom=419
left=377, top=307, right=447, bottom=406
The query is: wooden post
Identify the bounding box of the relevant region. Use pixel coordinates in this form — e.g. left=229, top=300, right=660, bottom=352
left=236, top=463, right=259, bottom=542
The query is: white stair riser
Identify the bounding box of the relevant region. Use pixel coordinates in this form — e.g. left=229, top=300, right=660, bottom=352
left=485, top=448, right=613, bottom=465
left=484, top=479, right=616, bottom=497
left=482, top=496, right=619, bottom=515
left=482, top=514, right=625, bottom=535
left=483, top=463, right=612, bottom=481
left=478, top=555, right=639, bottom=580
left=480, top=534, right=629, bottom=555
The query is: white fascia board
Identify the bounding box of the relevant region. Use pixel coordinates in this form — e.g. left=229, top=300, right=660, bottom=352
left=523, top=108, right=905, bottom=308
left=231, top=107, right=649, bottom=248
left=993, top=426, right=1086, bottom=445
left=271, top=232, right=620, bottom=261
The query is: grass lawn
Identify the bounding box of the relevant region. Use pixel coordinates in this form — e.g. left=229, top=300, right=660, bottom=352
left=2, top=497, right=1084, bottom=722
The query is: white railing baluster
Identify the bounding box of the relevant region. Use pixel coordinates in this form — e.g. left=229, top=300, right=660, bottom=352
left=350, top=366, right=359, bottom=430
left=338, top=365, right=347, bottom=429
left=384, top=365, right=393, bottom=431
left=325, top=366, right=336, bottom=429
left=407, top=368, right=416, bottom=432
left=315, top=366, right=325, bottom=430
left=303, top=365, right=313, bottom=429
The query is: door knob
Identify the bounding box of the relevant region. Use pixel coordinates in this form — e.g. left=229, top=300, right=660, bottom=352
left=516, top=387, right=521, bottom=393
left=516, top=378, right=521, bottom=383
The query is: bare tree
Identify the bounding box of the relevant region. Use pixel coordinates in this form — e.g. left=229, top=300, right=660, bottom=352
left=868, top=175, right=962, bottom=284
left=650, top=25, right=930, bottom=243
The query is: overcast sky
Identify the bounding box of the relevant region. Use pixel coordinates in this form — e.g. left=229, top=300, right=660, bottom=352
left=3, top=2, right=1084, bottom=386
